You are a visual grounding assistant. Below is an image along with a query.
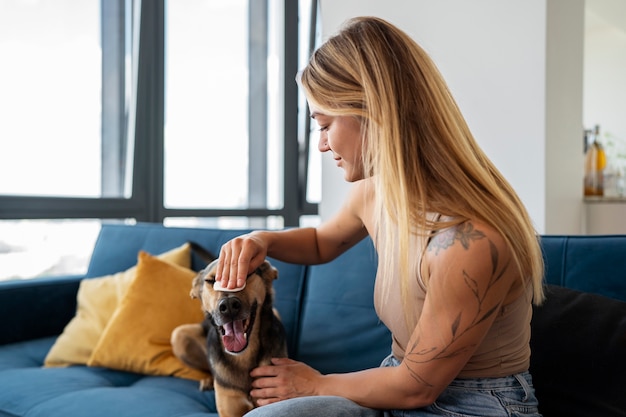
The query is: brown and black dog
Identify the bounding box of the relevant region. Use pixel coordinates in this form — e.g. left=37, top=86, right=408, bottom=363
left=171, top=259, right=287, bottom=417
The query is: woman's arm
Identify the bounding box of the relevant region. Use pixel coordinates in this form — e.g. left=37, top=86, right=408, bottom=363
left=215, top=180, right=370, bottom=289
left=250, top=358, right=436, bottom=409
left=250, top=221, right=522, bottom=409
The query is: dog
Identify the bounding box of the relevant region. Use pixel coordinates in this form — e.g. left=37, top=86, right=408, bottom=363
left=171, top=258, right=288, bottom=417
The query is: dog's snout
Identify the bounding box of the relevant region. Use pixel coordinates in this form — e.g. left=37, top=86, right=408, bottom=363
left=218, top=296, right=242, bottom=316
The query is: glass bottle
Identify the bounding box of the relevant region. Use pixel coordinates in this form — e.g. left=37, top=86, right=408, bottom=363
left=584, top=125, right=606, bottom=197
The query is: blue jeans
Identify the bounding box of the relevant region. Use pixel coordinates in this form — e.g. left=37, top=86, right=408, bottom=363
left=244, top=355, right=542, bottom=417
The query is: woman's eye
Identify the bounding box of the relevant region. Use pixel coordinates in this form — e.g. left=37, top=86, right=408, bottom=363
left=318, top=126, right=329, bottom=132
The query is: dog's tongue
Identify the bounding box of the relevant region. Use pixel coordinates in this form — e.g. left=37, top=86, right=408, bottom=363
left=222, top=320, right=247, bottom=353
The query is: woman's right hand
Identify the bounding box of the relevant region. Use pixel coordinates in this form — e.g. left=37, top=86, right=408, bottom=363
left=214, top=232, right=269, bottom=290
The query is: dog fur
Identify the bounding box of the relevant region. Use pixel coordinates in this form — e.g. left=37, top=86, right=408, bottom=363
left=171, top=260, right=287, bottom=417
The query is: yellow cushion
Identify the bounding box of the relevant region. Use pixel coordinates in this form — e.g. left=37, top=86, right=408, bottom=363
left=87, top=251, right=209, bottom=381
left=44, top=243, right=191, bottom=367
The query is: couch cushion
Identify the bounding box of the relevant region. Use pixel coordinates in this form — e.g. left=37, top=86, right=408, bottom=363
left=0, top=366, right=217, bottom=417
left=530, top=284, right=626, bottom=417
left=0, top=337, right=55, bottom=371
left=296, top=237, right=391, bottom=374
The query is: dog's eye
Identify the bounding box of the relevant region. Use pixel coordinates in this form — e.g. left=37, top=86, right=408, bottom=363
left=204, top=278, right=216, bottom=285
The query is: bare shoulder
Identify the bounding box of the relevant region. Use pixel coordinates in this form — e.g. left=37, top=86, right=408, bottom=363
left=428, top=220, right=504, bottom=250
left=428, top=220, right=509, bottom=258
left=425, top=219, right=516, bottom=293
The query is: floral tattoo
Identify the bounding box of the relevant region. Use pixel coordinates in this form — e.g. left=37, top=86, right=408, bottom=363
left=402, top=222, right=509, bottom=387
left=429, top=222, right=485, bottom=254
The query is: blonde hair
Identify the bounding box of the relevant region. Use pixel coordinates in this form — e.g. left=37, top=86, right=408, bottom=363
left=299, top=17, right=544, bottom=317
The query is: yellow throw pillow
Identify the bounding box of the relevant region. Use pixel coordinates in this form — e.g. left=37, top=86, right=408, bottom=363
left=44, top=243, right=191, bottom=367
left=87, top=251, right=209, bottom=381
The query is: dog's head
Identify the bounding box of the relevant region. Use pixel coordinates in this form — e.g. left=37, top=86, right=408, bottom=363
left=190, top=260, right=278, bottom=355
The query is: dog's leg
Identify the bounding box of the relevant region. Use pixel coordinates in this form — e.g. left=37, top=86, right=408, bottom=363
left=171, top=324, right=212, bottom=372
left=198, top=377, right=214, bottom=391
left=215, top=383, right=254, bottom=417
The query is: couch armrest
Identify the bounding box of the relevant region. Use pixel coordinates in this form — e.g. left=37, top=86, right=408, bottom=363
left=0, top=275, right=82, bottom=345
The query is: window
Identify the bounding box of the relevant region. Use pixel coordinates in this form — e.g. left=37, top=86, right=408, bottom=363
left=0, top=0, right=320, bottom=280
left=0, top=0, right=105, bottom=198
left=163, top=0, right=267, bottom=210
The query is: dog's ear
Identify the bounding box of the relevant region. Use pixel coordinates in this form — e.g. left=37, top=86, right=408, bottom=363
left=257, top=260, right=278, bottom=281
left=190, top=269, right=206, bottom=299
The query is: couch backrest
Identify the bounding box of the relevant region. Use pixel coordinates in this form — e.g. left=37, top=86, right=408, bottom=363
left=541, top=235, right=626, bottom=303
left=296, top=237, right=391, bottom=374
left=87, top=225, right=626, bottom=380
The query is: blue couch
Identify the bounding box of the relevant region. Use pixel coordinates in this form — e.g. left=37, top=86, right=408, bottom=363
left=1, top=223, right=625, bottom=417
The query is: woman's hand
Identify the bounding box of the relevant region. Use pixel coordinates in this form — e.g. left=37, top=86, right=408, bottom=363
left=215, top=232, right=269, bottom=289
left=250, top=358, right=323, bottom=406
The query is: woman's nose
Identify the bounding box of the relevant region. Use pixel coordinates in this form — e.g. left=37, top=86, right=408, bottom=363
left=318, top=135, right=330, bottom=152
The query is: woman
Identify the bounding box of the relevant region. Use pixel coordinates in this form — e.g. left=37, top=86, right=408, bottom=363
left=215, top=16, right=544, bottom=417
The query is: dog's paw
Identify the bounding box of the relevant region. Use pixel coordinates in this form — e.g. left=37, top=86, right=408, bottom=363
left=199, top=377, right=214, bottom=391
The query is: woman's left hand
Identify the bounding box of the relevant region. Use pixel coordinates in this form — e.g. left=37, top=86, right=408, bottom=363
left=250, top=358, right=323, bottom=405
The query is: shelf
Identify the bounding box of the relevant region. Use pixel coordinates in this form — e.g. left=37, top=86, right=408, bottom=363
left=584, top=196, right=626, bottom=203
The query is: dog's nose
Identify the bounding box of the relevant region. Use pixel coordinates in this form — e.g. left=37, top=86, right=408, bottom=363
left=218, top=296, right=242, bottom=317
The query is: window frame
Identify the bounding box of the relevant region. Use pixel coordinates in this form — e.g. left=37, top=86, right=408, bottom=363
left=0, top=0, right=318, bottom=227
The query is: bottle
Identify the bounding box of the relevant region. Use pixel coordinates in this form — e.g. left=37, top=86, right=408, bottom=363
left=584, top=125, right=606, bottom=197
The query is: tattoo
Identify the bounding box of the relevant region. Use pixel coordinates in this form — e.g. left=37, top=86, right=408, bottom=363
left=428, top=222, right=485, bottom=255
left=403, top=222, right=509, bottom=387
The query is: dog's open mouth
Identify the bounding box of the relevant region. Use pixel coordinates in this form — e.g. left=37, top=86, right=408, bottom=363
left=221, top=319, right=249, bottom=353
left=219, top=303, right=257, bottom=354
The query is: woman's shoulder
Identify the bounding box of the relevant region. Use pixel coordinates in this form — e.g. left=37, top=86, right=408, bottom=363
left=427, top=218, right=512, bottom=270
left=425, top=217, right=523, bottom=303
left=433, top=218, right=507, bottom=248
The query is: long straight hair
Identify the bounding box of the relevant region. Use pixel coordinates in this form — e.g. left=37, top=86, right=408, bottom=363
left=299, top=17, right=544, bottom=325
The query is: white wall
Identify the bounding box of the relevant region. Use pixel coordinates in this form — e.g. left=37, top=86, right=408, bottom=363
left=317, top=0, right=586, bottom=235
left=584, top=5, right=626, bottom=156
left=545, top=0, right=585, bottom=234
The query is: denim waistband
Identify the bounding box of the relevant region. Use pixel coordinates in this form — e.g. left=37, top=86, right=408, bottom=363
left=381, top=354, right=533, bottom=396
left=449, top=372, right=533, bottom=393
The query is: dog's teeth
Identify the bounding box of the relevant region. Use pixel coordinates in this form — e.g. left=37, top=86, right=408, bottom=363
left=244, top=333, right=247, bottom=340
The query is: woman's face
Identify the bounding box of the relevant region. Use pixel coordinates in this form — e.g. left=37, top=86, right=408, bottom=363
left=310, top=105, right=365, bottom=182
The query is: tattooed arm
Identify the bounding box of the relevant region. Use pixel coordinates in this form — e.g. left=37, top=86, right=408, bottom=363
left=249, top=220, right=524, bottom=409
left=401, top=221, right=520, bottom=392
